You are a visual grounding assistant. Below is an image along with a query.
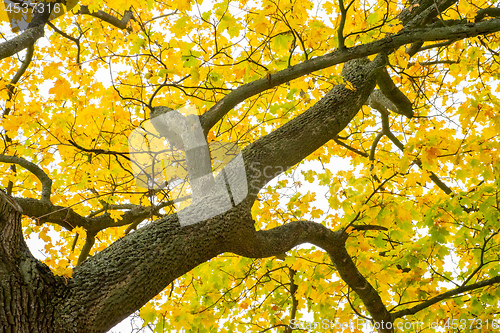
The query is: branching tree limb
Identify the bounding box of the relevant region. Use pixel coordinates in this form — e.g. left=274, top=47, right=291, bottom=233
left=77, top=230, right=96, bottom=266
left=0, top=3, right=51, bottom=59
left=241, top=56, right=385, bottom=197
left=0, top=4, right=133, bottom=61
left=376, top=68, right=413, bottom=118
left=14, top=197, right=88, bottom=230
left=366, top=110, right=454, bottom=195
left=0, top=155, right=52, bottom=203
left=0, top=22, right=43, bottom=60
left=2, top=2, right=500, bottom=333
left=231, top=219, right=393, bottom=332
left=200, top=17, right=500, bottom=134
left=77, top=6, right=133, bottom=30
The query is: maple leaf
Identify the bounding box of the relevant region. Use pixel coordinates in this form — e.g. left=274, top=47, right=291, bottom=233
left=1, top=0, right=500, bottom=332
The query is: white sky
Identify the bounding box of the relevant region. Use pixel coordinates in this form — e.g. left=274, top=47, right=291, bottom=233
left=2, top=1, right=484, bottom=332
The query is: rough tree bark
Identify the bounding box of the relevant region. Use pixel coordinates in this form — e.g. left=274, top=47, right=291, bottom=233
left=2, top=1, right=500, bottom=333
left=1, top=56, right=386, bottom=333
left=0, top=192, right=64, bottom=333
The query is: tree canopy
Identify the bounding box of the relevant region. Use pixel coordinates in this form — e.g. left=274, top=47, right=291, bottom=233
left=2, top=0, right=500, bottom=332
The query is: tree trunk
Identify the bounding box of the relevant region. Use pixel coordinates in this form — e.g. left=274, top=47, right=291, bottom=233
left=0, top=192, right=64, bottom=333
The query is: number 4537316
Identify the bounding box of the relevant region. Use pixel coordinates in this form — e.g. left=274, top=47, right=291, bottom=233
left=4, top=2, right=62, bottom=14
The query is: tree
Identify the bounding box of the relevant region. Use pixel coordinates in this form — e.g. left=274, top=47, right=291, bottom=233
left=1, top=0, right=500, bottom=332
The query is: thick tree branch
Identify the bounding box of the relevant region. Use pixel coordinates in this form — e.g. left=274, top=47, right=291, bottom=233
left=376, top=69, right=413, bottom=118
left=0, top=191, right=24, bottom=260
left=3, top=45, right=35, bottom=194
left=55, top=204, right=247, bottom=332
left=88, top=200, right=175, bottom=232
left=200, top=17, right=500, bottom=135
left=0, top=155, right=52, bottom=203
left=78, top=6, right=133, bottom=29
left=0, top=25, right=42, bottom=60
left=241, top=56, right=385, bottom=197
left=9, top=44, right=35, bottom=87
left=12, top=194, right=173, bottom=235
left=14, top=197, right=88, bottom=230
left=368, top=90, right=397, bottom=118
left=0, top=191, right=68, bottom=332
left=0, top=4, right=51, bottom=60
left=475, top=7, right=500, bottom=22
left=12, top=194, right=174, bottom=271
left=230, top=220, right=393, bottom=333
left=76, top=230, right=96, bottom=266
left=400, top=0, right=458, bottom=28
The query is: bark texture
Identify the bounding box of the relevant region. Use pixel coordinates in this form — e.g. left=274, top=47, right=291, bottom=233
left=0, top=192, right=64, bottom=333
left=2, top=2, right=500, bottom=332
